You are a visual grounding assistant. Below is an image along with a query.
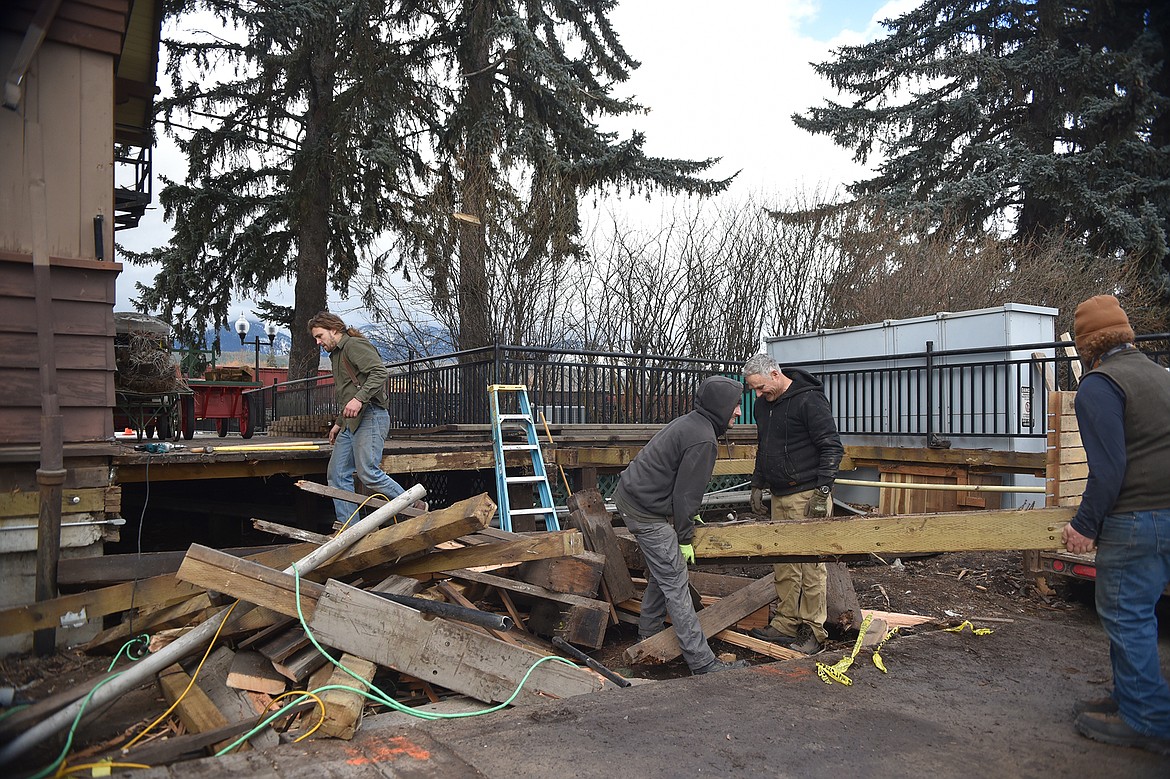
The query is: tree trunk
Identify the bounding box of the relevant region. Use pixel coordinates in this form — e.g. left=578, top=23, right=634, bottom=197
left=456, top=0, right=496, bottom=351
left=288, top=26, right=336, bottom=381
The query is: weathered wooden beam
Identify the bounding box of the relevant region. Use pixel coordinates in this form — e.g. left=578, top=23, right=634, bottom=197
left=310, top=653, right=377, bottom=740
left=691, top=507, right=1074, bottom=558
left=387, top=530, right=584, bottom=576
left=318, top=495, right=497, bottom=579
left=308, top=580, right=604, bottom=704
left=57, top=545, right=286, bottom=586
left=624, top=573, right=776, bottom=665
left=518, top=551, right=605, bottom=597
left=196, top=647, right=279, bottom=750
left=565, top=489, right=636, bottom=604
left=158, top=663, right=234, bottom=753
left=714, top=629, right=803, bottom=661
left=446, top=568, right=610, bottom=649
left=843, top=445, right=1046, bottom=474
left=176, top=544, right=326, bottom=620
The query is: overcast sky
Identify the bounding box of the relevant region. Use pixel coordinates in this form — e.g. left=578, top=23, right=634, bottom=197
left=115, top=0, right=911, bottom=323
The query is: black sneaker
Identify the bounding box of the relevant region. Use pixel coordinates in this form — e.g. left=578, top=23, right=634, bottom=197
left=1075, top=711, right=1170, bottom=756
left=1072, top=696, right=1118, bottom=716
left=693, top=659, right=749, bottom=675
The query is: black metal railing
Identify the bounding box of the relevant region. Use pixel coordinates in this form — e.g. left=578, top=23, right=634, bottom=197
left=245, top=335, right=1170, bottom=441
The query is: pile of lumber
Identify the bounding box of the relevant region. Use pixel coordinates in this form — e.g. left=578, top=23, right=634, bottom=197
left=0, top=487, right=795, bottom=774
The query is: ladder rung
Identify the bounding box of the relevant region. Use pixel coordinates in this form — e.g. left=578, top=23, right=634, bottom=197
left=501, top=443, right=540, bottom=451
left=497, top=414, right=532, bottom=422
left=509, top=507, right=557, bottom=516
left=505, top=475, right=547, bottom=483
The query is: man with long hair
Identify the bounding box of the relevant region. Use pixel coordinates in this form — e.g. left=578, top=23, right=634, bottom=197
left=309, top=311, right=424, bottom=525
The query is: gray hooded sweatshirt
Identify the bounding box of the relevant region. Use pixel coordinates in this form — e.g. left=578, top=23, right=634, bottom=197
left=613, top=376, right=743, bottom=544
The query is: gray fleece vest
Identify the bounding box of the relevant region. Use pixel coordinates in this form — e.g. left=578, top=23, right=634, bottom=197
left=1087, top=348, right=1170, bottom=513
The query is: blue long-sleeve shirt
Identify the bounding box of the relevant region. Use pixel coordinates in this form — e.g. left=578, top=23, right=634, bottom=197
left=1070, top=373, right=1127, bottom=539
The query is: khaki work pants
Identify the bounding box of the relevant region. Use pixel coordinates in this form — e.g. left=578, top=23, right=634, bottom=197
left=769, top=489, right=829, bottom=642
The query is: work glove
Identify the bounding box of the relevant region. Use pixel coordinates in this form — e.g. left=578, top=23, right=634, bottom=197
left=679, top=544, right=695, bottom=565
left=692, top=514, right=705, bottom=524
left=806, top=489, right=830, bottom=518
left=750, top=487, right=765, bottom=516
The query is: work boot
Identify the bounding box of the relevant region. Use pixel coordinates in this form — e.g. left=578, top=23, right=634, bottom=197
left=788, top=626, right=824, bottom=655
left=1074, top=711, right=1170, bottom=756
left=748, top=625, right=798, bottom=645
left=1072, top=695, right=1118, bottom=716
left=693, top=659, right=749, bottom=675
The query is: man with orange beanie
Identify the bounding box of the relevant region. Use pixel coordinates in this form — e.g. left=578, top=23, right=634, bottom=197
left=1061, top=294, right=1170, bottom=756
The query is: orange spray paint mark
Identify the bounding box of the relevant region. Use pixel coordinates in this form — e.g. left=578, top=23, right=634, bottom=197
left=347, top=735, right=432, bottom=765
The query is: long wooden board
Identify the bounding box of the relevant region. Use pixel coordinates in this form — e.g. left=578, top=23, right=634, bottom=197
left=691, top=507, right=1074, bottom=558
left=308, top=580, right=605, bottom=704
left=387, top=530, right=584, bottom=576
left=623, top=573, right=776, bottom=665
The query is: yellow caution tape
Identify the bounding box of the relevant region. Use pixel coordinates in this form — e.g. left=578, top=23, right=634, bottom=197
left=943, top=620, right=993, bottom=636
left=816, top=613, right=874, bottom=686
left=871, top=625, right=900, bottom=674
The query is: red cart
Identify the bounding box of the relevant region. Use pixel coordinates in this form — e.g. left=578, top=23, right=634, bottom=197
left=180, top=378, right=262, bottom=439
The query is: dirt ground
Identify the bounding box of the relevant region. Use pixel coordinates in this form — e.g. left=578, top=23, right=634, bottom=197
left=3, top=550, right=1170, bottom=778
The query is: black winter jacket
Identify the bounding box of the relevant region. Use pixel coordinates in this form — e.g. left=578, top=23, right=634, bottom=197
left=752, top=368, right=843, bottom=496
left=614, top=376, right=743, bottom=544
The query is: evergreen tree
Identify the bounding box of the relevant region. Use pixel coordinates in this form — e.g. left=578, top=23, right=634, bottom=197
left=794, top=0, right=1170, bottom=300
left=128, top=0, right=443, bottom=378
left=401, top=0, right=734, bottom=350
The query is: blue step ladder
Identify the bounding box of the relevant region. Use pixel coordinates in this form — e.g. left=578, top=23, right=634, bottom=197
left=488, top=384, right=560, bottom=532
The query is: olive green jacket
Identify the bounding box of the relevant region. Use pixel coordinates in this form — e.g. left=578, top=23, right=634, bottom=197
left=330, top=333, right=389, bottom=433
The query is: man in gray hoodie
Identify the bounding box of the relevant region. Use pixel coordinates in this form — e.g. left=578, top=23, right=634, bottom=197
left=613, top=375, right=748, bottom=675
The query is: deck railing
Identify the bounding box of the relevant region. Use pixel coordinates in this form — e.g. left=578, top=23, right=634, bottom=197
left=246, top=336, right=1169, bottom=443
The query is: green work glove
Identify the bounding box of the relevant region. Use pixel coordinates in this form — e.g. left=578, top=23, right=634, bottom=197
left=806, top=489, right=830, bottom=518
left=679, top=544, right=695, bottom=564
left=750, top=487, right=765, bottom=516
left=692, top=514, right=705, bottom=524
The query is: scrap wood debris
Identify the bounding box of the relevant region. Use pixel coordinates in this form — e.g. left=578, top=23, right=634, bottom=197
left=0, top=486, right=935, bottom=776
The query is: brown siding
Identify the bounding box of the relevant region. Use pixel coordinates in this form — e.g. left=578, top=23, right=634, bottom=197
left=2, top=1, right=131, bottom=57
left=0, top=254, right=120, bottom=445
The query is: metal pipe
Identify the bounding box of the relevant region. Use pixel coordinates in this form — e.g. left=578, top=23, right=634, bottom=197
left=551, top=637, right=632, bottom=688
left=368, top=591, right=513, bottom=632
left=1, top=518, right=125, bottom=532
left=834, top=478, right=1044, bottom=493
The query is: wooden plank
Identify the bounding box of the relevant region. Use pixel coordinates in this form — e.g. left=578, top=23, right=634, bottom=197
left=0, top=487, right=107, bottom=518
left=565, top=489, right=636, bottom=603
left=226, top=650, right=287, bottom=695
left=315, top=654, right=377, bottom=740
left=196, top=647, right=279, bottom=751
left=1057, top=479, right=1087, bottom=500
left=691, top=507, right=1074, bottom=558
left=844, top=445, right=1046, bottom=473
left=158, top=664, right=234, bottom=754
left=308, top=580, right=604, bottom=705
left=444, top=568, right=609, bottom=649
left=1055, top=462, right=1089, bottom=482
left=713, top=629, right=803, bottom=661
left=624, top=573, right=776, bottom=665
left=387, top=530, right=584, bottom=576
left=251, top=519, right=331, bottom=545
left=517, top=551, right=605, bottom=597
left=57, top=545, right=286, bottom=586
left=317, top=494, right=497, bottom=579
left=176, top=544, right=326, bottom=620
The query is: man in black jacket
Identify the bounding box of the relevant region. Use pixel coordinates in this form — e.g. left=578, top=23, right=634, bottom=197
left=614, top=376, right=748, bottom=675
left=743, top=353, right=843, bottom=654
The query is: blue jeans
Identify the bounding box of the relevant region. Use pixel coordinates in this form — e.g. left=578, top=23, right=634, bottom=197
left=327, top=406, right=405, bottom=526
left=1094, top=508, right=1170, bottom=739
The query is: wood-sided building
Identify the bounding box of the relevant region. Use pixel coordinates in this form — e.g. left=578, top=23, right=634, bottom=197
left=0, top=0, right=162, bottom=654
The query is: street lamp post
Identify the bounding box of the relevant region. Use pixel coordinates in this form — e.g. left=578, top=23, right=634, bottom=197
left=234, top=313, right=277, bottom=380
